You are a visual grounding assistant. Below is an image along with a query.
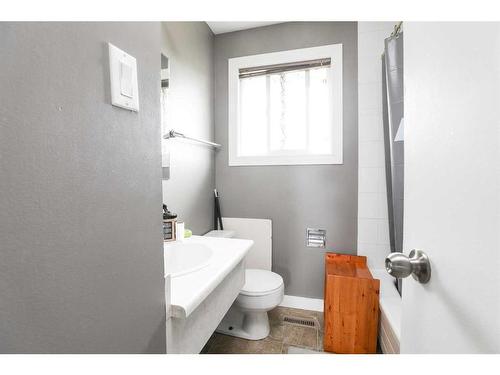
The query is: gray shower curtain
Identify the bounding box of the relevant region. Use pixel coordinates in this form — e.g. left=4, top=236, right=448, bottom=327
left=382, top=32, right=404, bottom=294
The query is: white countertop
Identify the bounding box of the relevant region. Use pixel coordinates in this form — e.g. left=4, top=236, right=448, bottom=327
left=164, top=235, right=253, bottom=319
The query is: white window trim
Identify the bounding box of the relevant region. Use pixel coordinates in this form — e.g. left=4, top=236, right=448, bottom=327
left=228, top=43, right=343, bottom=166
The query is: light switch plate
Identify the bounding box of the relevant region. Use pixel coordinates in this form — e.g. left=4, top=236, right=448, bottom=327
left=108, top=43, right=139, bottom=111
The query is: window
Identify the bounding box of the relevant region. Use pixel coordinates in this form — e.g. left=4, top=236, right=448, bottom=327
left=228, top=44, right=343, bottom=166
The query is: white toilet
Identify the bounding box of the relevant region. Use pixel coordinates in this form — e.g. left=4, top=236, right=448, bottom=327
left=205, top=227, right=284, bottom=340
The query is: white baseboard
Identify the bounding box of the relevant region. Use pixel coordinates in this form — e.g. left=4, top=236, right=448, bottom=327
left=280, top=295, right=324, bottom=312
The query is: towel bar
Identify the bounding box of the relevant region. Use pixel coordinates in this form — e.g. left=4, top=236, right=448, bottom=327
left=163, top=129, right=221, bottom=149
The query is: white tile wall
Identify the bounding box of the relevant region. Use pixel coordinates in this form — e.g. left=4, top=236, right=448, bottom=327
left=359, top=192, right=388, bottom=219
left=357, top=22, right=396, bottom=270
left=359, top=167, right=386, bottom=193
left=358, top=83, right=382, bottom=113
left=359, top=140, right=385, bottom=167
left=359, top=113, right=384, bottom=141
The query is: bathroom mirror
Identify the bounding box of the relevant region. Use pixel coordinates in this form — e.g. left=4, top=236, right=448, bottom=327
left=161, top=53, right=170, bottom=180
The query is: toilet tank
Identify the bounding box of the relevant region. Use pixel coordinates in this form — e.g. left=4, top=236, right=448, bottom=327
left=204, top=230, right=236, bottom=238
left=207, top=218, right=272, bottom=271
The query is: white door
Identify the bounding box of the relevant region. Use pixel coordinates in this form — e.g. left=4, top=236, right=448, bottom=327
left=401, top=22, right=500, bottom=353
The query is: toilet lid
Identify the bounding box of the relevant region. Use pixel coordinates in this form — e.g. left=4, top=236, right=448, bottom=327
left=240, top=269, right=283, bottom=296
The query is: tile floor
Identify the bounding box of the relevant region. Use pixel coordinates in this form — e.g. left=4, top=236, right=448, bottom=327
left=201, top=306, right=326, bottom=354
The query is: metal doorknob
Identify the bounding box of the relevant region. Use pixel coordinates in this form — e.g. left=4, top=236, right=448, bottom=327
left=385, top=249, right=431, bottom=284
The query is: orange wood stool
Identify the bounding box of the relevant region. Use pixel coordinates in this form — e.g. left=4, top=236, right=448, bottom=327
left=323, top=253, right=380, bottom=354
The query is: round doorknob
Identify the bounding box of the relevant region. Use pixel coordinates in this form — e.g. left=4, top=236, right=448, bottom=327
left=385, top=249, right=431, bottom=284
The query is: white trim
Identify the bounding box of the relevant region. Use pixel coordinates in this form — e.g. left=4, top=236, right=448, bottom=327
left=379, top=305, right=400, bottom=354
left=369, top=268, right=401, bottom=340
left=228, top=43, right=343, bottom=166
left=370, top=268, right=401, bottom=354
left=279, top=295, right=324, bottom=312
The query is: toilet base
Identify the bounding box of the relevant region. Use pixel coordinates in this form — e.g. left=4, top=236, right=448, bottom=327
left=216, top=305, right=270, bottom=340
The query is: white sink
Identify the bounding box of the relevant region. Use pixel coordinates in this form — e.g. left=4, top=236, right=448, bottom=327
left=164, top=242, right=213, bottom=278
left=164, top=236, right=253, bottom=319
left=164, top=236, right=253, bottom=353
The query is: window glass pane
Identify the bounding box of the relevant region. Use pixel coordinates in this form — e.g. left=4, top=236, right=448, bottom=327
left=309, top=67, right=331, bottom=154
left=230, top=45, right=343, bottom=165
left=239, top=76, right=267, bottom=156
left=238, top=66, right=332, bottom=157
left=269, top=70, right=307, bottom=151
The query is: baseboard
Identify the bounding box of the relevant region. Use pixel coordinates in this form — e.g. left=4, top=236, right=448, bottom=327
left=280, top=295, right=324, bottom=312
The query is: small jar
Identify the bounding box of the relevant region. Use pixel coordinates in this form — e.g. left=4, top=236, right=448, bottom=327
left=163, top=218, right=177, bottom=242
left=163, top=204, right=178, bottom=242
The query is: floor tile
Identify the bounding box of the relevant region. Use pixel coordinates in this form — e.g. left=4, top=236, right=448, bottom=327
left=282, top=325, right=305, bottom=346
left=268, top=322, right=284, bottom=341
left=202, top=306, right=325, bottom=354
left=299, top=327, right=319, bottom=350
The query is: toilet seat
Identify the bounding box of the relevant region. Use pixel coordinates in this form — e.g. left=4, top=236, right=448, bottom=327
left=240, top=269, right=284, bottom=297
left=207, top=228, right=285, bottom=340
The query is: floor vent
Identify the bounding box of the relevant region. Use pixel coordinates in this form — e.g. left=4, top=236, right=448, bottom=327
left=283, top=316, right=317, bottom=328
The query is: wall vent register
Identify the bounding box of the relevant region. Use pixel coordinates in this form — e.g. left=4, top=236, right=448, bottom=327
left=283, top=315, right=317, bottom=328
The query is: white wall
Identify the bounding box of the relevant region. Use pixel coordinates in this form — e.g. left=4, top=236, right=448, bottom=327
left=357, top=22, right=395, bottom=269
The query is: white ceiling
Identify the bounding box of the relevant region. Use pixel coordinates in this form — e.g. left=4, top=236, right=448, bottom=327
left=206, top=22, right=283, bottom=35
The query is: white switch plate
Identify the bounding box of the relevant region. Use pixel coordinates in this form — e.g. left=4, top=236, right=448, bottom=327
left=108, top=43, right=139, bottom=111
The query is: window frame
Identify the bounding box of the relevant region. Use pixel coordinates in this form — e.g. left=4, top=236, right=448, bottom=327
left=228, top=43, right=343, bottom=166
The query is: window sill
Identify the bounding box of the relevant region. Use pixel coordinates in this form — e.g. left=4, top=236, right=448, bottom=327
left=228, top=154, right=343, bottom=166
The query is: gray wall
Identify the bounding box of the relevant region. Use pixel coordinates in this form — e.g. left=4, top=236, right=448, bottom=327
left=0, top=22, right=165, bottom=353
left=214, top=22, right=358, bottom=299
left=161, top=22, right=215, bottom=235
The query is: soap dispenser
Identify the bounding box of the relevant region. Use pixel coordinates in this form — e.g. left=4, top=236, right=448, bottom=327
left=163, top=204, right=178, bottom=242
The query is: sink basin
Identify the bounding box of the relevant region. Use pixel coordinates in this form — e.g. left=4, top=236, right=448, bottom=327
left=164, top=242, right=213, bottom=278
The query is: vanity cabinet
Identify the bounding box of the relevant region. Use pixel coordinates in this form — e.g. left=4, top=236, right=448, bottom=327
left=323, top=253, right=380, bottom=354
